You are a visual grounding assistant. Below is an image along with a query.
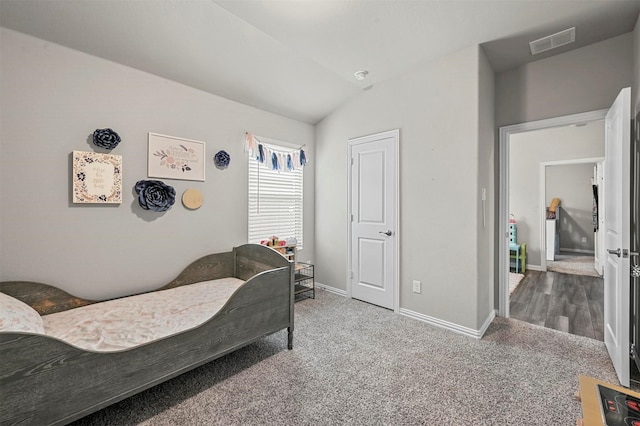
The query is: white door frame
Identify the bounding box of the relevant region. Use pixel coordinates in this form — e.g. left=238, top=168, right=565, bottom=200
left=498, top=109, right=607, bottom=317
left=594, top=160, right=605, bottom=276
left=347, top=129, right=400, bottom=313
left=538, top=157, right=604, bottom=271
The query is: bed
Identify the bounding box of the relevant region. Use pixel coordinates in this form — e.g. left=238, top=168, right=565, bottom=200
left=0, top=243, right=294, bottom=426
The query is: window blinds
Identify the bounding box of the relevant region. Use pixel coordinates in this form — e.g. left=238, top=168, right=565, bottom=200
left=248, top=155, right=303, bottom=249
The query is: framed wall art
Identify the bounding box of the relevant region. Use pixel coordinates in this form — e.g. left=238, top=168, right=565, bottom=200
left=148, top=133, right=205, bottom=181
left=72, top=151, right=122, bottom=203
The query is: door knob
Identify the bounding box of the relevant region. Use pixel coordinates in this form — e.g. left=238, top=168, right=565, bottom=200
left=607, top=248, right=621, bottom=257
left=379, top=230, right=393, bottom=236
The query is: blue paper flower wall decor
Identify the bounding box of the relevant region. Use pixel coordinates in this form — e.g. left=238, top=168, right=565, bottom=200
left=92, top=128, right=121, bottom=150
left=214, top=150, right=231, bottom=169
left=135, top=180, right=176, bottom=212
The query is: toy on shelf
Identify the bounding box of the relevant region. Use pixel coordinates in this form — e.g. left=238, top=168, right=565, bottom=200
left=260, top=236, right=297, bottom=262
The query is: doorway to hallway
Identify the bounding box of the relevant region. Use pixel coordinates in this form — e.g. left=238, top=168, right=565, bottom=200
left=510, top=269, right=603, bottom=341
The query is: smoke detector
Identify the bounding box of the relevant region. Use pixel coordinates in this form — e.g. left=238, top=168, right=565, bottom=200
left=529, top=27, right=575, bottom=55
left=354, top=70, right=369, bottom=81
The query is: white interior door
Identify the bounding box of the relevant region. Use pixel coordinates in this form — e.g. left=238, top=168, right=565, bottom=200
left=349, top=130, right=398, bottom=310
left=604, top=87, right=631, bottom=387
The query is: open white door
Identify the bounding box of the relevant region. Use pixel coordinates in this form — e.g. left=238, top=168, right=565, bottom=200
left=604, top=87, right=631, bottom=387
left=348, top=130, right=398, bottom=310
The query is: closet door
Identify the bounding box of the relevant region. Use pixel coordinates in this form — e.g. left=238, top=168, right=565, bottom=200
left=348, top=130, right=398, bottom=311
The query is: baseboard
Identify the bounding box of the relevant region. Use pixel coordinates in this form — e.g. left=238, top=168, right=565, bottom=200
left=315, top=282, right=347, bottom=297
left=399, top=308, right=495, bottom=339
left=318, top=284, right=495, bottom=338
left=511, top=264, right=540, bottom=272
left=559, top=248, right=595, bottom=255
left=322, top=281, right=496, bottom=339
left=478, top=309, right=496, bottom=337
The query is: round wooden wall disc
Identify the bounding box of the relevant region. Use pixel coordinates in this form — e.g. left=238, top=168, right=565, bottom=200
left=182, top=188, right=203, bottom=210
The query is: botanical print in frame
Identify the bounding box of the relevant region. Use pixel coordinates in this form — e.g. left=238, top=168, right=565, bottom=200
left=148, top=133, right=205, bottom=181
left=72, top=151, right=122, bottom=203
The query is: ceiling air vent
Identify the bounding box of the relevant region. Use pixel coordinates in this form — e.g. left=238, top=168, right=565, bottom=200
left=529, top=27, right=575, bottom=55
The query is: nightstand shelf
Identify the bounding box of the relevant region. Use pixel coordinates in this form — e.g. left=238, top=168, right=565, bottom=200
left=294, top=263, right=314, bottom=300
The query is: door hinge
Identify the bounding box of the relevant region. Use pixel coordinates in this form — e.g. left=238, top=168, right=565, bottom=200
left=351, top=214, right=353, bottom=222
left=631, top=343, right=636, bottom=359
left=350, top=271, right=354, bottom=279
left=632, top=264, right=640, bottom=279
left=351, top=158, right=354, bottom=166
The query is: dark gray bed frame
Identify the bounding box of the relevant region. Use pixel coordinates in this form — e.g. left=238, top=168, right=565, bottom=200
left=0, top=243, right=294, bottom=426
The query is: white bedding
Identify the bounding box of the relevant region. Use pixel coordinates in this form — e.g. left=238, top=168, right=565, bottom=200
left=42, top=278, right=244, bottom=352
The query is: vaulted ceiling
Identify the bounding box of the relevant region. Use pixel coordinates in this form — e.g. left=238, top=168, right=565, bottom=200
left=1, top=0, right=638, bottom=124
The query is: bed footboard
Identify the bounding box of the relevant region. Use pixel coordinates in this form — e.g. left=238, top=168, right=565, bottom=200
left=0, top=281, right=98, bottom=315
left=235, top=244, right=295, bottom=351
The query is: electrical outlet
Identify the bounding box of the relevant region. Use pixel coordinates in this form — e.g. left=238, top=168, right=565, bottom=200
left=412, top=280, right=421, bottom=294
left=581, top=237, right=587, bottom=243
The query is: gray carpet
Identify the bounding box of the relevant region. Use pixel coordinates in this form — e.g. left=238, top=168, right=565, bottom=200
left=547, top=255, right=601, bottom=277
left=72, top=290, right=618, bottom=425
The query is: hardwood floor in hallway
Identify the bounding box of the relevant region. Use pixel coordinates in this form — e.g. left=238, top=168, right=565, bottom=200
left=509, top=270, right=604, bottom=341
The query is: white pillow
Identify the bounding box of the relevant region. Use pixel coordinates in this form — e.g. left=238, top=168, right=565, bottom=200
left=0, top=291, right=45, bottom=334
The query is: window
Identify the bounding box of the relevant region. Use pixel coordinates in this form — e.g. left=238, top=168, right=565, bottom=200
left=248, top=147, right=303, bottom=249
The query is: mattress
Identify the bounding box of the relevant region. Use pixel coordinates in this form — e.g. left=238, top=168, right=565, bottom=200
left=42, top=277, right=244, bottom=352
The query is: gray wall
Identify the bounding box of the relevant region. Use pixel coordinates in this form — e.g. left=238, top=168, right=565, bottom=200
left=0, top=28, right=315, bottom=300
left=546, top=163, right=598, bottom=253
left=496, top=33, right=633, bottom=127
left=316, top=45, right=493, bottom=331
left=477, top=47, right=495, bottom=327
left=509, top=123, right=604, bottom=267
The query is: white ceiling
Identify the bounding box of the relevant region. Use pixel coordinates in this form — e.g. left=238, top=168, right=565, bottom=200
left=1, top=0, right=639, bottom=124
